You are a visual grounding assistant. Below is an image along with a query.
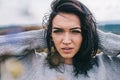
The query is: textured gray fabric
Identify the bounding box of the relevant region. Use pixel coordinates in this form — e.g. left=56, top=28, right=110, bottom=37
left=0, top=29, right=119, bottom=56
left=0, top=29, right=120, bottom=80
left=97, top=29, right=120, bottom=56
left=0, top=29, right=47, bottom=55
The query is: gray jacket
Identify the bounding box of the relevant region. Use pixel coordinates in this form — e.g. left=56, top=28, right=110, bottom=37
left=0, top=29, right=120, bottom=80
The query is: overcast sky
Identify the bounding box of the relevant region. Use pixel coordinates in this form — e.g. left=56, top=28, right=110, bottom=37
left=80, top=0, right=120, bottom=22
left=0, top=0, right=120, bottom=26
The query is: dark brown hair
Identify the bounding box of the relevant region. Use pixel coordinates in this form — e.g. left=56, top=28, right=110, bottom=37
left=43, top=0, right=99, bottom=77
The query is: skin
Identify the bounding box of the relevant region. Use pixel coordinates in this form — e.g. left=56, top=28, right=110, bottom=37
left=51, top=13, right=83, bottom=64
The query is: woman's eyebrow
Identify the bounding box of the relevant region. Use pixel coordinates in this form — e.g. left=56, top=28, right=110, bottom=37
left=52, top=27, right=61, bottom=29
left=70, top=27, right=81, bottom=30
left=52, top=27, right=81, bottom=30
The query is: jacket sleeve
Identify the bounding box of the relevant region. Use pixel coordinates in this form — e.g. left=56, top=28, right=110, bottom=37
left=97, top=29, right=120, bottom=57
left=0, top=29, right=47, bottom=56
left=1, top=28, right=119, bottom=57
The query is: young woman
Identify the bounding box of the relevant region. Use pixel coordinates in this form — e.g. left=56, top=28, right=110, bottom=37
left=0, top=0, right=120, bottom=80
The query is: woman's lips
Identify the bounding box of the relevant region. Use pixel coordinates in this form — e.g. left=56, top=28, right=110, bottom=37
left=61, top=48, right=73, bottom=53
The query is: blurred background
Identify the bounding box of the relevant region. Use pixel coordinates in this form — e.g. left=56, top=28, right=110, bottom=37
left=0, top=0, right=120, bottom=34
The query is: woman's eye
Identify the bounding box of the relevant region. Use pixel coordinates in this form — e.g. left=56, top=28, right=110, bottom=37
left=71, top=30, right=81, bottom=33
left=53, top=29, right=63, bottom=33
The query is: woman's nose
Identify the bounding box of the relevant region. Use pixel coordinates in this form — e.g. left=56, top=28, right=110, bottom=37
left=62, top=33, right=71, bottom=45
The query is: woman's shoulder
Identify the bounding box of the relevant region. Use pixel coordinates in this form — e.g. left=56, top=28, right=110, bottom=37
left=20, top=51, right=48, bottom=67
left=34, top=51, right=47, bottom=61
left=96, top=52, right=120, bottom=65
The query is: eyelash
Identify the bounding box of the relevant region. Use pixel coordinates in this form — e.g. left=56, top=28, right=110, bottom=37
left=71, top=30, right=81, bottom=33
left=53, top=30, right=63, bottom=33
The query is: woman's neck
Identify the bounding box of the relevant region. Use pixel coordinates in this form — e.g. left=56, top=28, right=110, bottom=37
left=64, top=58, right=73, bottom=65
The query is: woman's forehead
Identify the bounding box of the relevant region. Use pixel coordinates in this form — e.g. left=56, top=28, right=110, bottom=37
left=52, top=13, right=81, bottom=28
left=54, top=13, right=81, bottom=22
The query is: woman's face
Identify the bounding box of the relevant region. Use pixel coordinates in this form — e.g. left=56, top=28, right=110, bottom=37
left=51, top=13, right=82, bottom=64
